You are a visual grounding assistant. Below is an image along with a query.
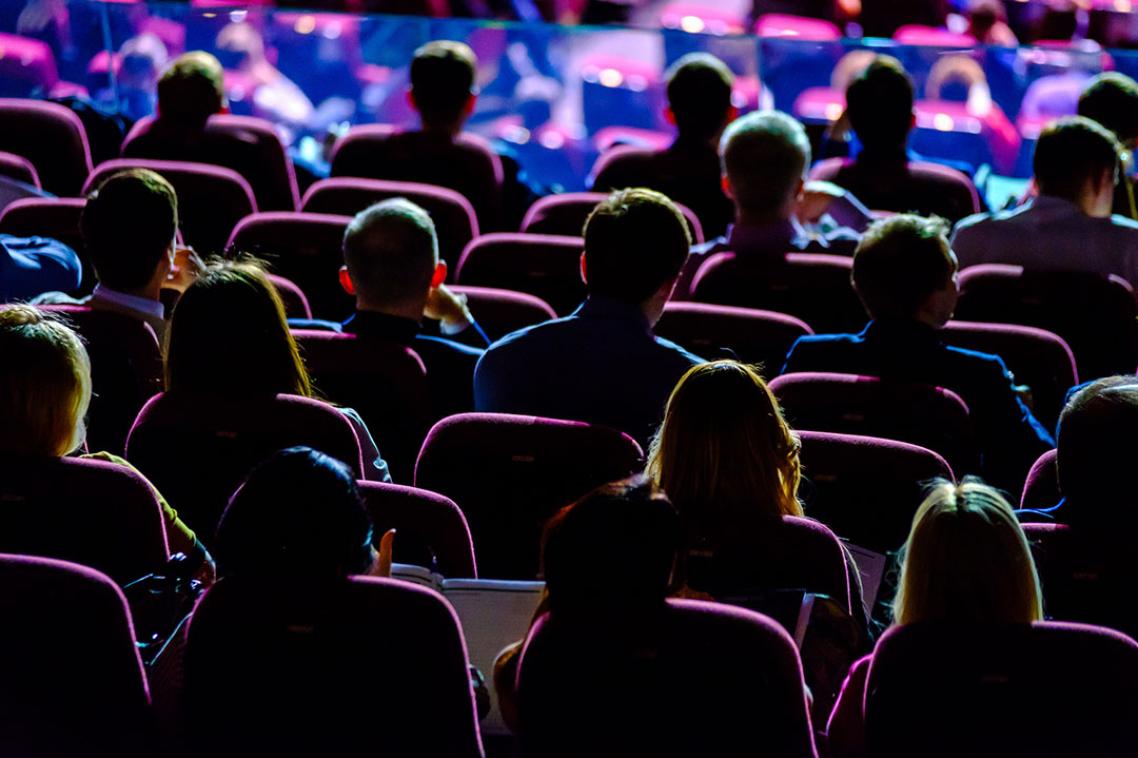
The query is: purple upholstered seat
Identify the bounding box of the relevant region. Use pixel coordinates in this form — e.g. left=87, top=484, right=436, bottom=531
left=516, top=598, right=818, bottom=757
left=520, top=191, right=705, bottom=244
left=0, top=98, right=93, bottom=196
left=84, top=158, right=257, bottom=255
left=0, top=34, right=60, bottom=97
left=1020, top=448, right=1060, bottom=512
left=655, top=301, right=813, bottom=375
left=454, top=232, right=586, bottom=316
left=0, top=150, right=40, bottom=188
left=809, top=156, right=981, bottom=223
left=0, top=554, right=152, bottom=757
left=414, top=412, right=644, bottom=579
left=357, top=480, right=477, bottom=577
left=449, top=285, right=557, bottom=344
left=267, top=273, right=312, bottom=320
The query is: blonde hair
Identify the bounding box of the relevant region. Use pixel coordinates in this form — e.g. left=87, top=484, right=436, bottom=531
left=0, top=306, right=92, bottom=456
left=647, top=361, right=803, bottom=539
left=893, top=478, right=1043, bottom=625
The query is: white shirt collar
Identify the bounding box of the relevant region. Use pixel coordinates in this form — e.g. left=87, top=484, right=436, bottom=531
left=91, top=284, right=165, bottom=320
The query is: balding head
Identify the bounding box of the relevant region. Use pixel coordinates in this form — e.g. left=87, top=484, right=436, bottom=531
left=341, top=199, right=442, bottom=312
left=720, top=111, right=810, bottom=221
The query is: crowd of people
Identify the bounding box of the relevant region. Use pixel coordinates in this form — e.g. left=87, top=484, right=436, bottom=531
left=4, top=26, right=1138, bottom=758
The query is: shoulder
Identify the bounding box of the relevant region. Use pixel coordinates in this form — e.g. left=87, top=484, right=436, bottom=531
left=941, top=343, right=1013, bottom=381
left=414, top=333, right=485, bottom=359
left=652, top=333, right=705, bottom=366
left=288, top=318, right=343, bottom=333
left=1107, top=213, right=1138, bottom=233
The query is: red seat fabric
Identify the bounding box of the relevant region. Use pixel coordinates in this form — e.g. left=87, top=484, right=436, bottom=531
left=301, top=177, right=478, bottom=271
left=357, top=480, right=477, bottom=577
left=414, top=412, right=644, bottom=579
left=0, top=150, right=40, bottom=188
left=454, top=232, right=586, bottom=316
left=0, top=554, right=153, bottom=757
left=1020, top=448, right=1060, bottom=511
left=0, top=98, right=92, bottom=196
left=227, top=211, right=353, bottom=321
left=655, top=301, right=813, bottom=376
left=84, top=158, right=257, bottom=255
left=449, top=285, right=557, bottom=344
left=521, top=191, right=705, bottom=244
left=126, top=391, right=365, bottom=537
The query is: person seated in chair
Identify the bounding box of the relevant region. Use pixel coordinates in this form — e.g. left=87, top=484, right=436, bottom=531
left=1078, top=72, right=1138, bottom=221
left=781, top=214, right=1053, bottom=492
left=0, top=233, right=81, bottom=303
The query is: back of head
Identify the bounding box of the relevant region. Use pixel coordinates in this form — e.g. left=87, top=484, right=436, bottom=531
left=81, top=169, right=177, bottom=293
left=1057, top=376, right=1138, bottom=530
left=410, top=40, right=477, bottom=128
left=541, top=476, right=679, bottom=615
left=665, top=53, right=735, bottom=143
left=1078, top=72, right=1138, bottom=146
left=215, top=447, right=374, bottom=580
left=156, top=51, right=225, bottom=129
left=852, top=214, right=955, bottom=321
left=894, top=478, right=1042, bottom=625
left=582, top=188, right=690, bottom=304
left=720, top=110, right=810, bottom=218
left=647, top=361, right=802, bottom=532
left=342, top=198, right=438, bottom=309
left=846, top=55, right=914, bottom=153
left=0, top=306, right=91, bottom=457
left=165, top=259, right=310, bottom=397
left=1033, top=115, right=1121, bottom=202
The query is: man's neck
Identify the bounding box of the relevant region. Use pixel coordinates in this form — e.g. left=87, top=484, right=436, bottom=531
left=356, top=301, right=422, bottom=323
left=418, top=121, right=463, bottom=139
left=735, top=209, right=791, bottom=228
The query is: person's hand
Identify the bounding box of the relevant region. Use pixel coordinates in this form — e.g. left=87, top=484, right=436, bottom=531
left=165, top=246, right=205, bottom=293
left=374, top=528, right=395, bottom=578
left=797, top=180, right=846, bottom=224
left=423, top=284, right=473, bottom=330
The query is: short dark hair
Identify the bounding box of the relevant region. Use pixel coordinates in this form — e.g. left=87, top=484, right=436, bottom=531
left=665, top=53, right=735, bottom=143
left=343, top=199, right=438, bottom=307
left=1078, top=72, right=1138, bottom=145
left=1034, top=116, right=1121, bottom=202
left=720, top=110, right=810, bottom=216
left=215, top=446, right=375, bottom=579
left=852, top=214, right=956, bottom=320
left=157, top=51, right=225, bottom=127
left=846, top=55, right=914, bottom=152
left=582, top=188, right=691, bottom=304
left=81, top=169, right=177, bottom=291
left=1057, top=376, right=1138, bottom=531
left=410, top=40, right=477, bottom=127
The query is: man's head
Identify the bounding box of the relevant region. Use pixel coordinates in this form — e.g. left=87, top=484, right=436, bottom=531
left=81, top=169, right=178, bottom=294
left=156, top=51, right=225, bottom=129
left=341, top=198, right=444, bottom=314
left=1078, top=72, right=1138, bottom=148
left=581, top=189, right=691, bottom=321
left=664, top=53, right=736, bottom=144
left=409, top=40, right=477, bottom=132
left=720, top=110, right=811, bottom=222
left=852, top=214, right=958, bottom=325
left=1033, top=116, right=1121, bottom=217
left=846, top=55, right=915, bottom=154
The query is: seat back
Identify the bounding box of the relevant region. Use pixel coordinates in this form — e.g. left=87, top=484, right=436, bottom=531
left=268, top=273, right=312, bottom=319
left=797, top=431, right=954, bottom=552
left=125, top=392, right=365, bottom=537
left=0, top=150, right=40, bottom=188
left=357, top=481, right=477, bottom=577
left=0, top=34, right=58, bottom=97
left=227, top=212, right=353, bottom=321
left=301, top=177, right=478, bottom=270
left=414, top=413, right=644, bottom=579
left=520, top=191, right=704, bottom=243
left=516, top=599, right=816, bottom=758
left=0, top=457, right=169, bottom=584
left=0, top=198, right=89, bottom=293
left=455, top=233, right=586, bottom=316
left=84, top=159, right=257, bottom=255
left=0, top=98, right=92, bottom=196
left=185, top=576, right=483, bottom=757
left=956, top=264, right=1138, bottom=381
left=771, top=372, right=977, bottom=474
left=866, top=621, right=1138, bottom=757
left=449, top=285, right=557, bottom=344
left=0, top=554, right=152, bottom=757
left=36, top=304, right=163, bottom=455
left=655, top=302, right=813, bottom=375
left=1020, top=448, right=1060, bottom=511
left=691, top=251, right=866, bottom=333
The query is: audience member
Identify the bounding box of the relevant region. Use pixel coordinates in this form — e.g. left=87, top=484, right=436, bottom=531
left=165, top=259, right=390, bottom=481
left=826, top=479, right=1042, bottom=756
left=813, top=55, right=980, bottom=223
left=952, top=116, right=1138, bottom=288
left=474, top=188, right=702, bottom=447
left=1078, top=72, right=1138, bottom=220
left=337, top=40, right=503, bottom=229
left=291, top=199, right=486, bottom=415
left=781, top=214, right=1053, bottom=491
left=967, top=0, right=1018, bottom=46
left=0, top=233, right=81, bottom=302
left=214, top=22, right=314, bottom=130
left=34, top=169, right=201, bottom=342
left=590, top=53, right=737, bottom=238
left=0, top=304, right=204, bottom=562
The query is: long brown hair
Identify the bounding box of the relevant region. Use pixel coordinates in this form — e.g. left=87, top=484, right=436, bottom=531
left=165, top=259, right=312, bottom=397
left=646, top=361, right=803, bottom=535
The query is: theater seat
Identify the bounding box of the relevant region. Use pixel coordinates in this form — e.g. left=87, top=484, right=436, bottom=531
left=0, top=151, right=40, bottom=188
left=0, top=98, right=92, bottom=196
left=449, top=285, right=557, bottom=344
left=357, top=480, right=477, bottom=578
left=455, top=233, right=586, bottom=316
left=1020, top=448, right=1059, bottom=512
left=521, top=191, right=704, bottom=243
left=655, top=302, right=813, bottom=375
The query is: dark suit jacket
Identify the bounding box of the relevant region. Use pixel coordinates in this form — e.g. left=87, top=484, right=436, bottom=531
left=781, top=319, right=1054, bottom=490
